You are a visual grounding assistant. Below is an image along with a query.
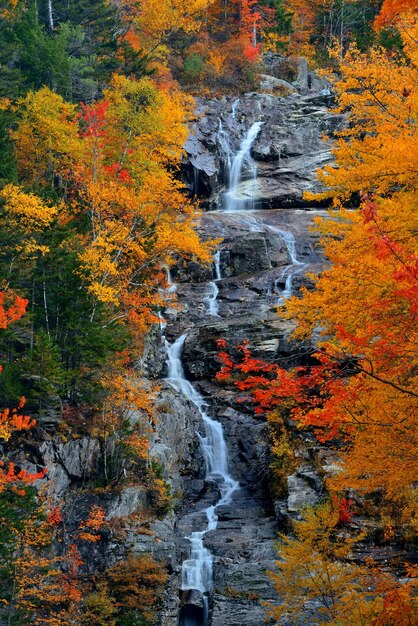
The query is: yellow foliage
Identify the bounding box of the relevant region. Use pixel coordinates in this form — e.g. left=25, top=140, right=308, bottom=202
left=207, top=50, right=227, bottom=73
left=11, top=76, right=212, bottom=335
left=120, top=0, right=213, bottom=57
left=262, top=32, right=288, bottom=53
left=12, top=87, right=82, bottom=186
left=0, top=184, right=59, bottom=256
left=0, top=97, right=11, bottom=111
left=73, top=75, right=211, bottom=318
left=268, top=504, right=418, bottom=625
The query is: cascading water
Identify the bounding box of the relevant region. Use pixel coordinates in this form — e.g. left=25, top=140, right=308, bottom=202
left=214, top=250, right=222, bottom=282
left=166, top=334, right=239, bottom=622
left=206, top=282, right=219, bottom=317
left=166, top=267, right=177, bottom=295
left=268, top=226, right=305, bottom=304
left=205, top=251, right=222, bottom=317
left=223, top=121, right=263, bottom=212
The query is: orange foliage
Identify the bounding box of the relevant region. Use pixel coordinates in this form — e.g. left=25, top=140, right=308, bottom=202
left=78, top=505, right=106, bottom=542
left=106, top=553, right=168, bottom=623
left=375, top=0, right=418, bottom=29
left=215, top=17, right=418, bottom=535
left=240, top=0, right=261, bottom=40
left=284, top=0, right=316, bottom=60
left=0, top=461, right=47, bottom=494
left=0, top=291, right=28, bottom=329
left=268, top=503, right=418, bottom=625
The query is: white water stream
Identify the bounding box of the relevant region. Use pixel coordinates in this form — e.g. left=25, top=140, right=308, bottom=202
left=165, top=335, right=239, bottom=606
left=267, top=226, right=305, bottom=304
left=224, top=121, right=262, bottom=212
left=166, top=267, right=177, bottom=295
left=206, top=251, right=222, bottom=317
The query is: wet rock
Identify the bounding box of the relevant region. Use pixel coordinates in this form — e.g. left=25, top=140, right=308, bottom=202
left=183, top=74, right=344, bottom=209
left=151, top=386, right=206, bottom=493
left=224, top=234, right=272, bottom=276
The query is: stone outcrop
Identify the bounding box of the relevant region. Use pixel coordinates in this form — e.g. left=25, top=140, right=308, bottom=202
left=184, top=65, right=344, bottom=210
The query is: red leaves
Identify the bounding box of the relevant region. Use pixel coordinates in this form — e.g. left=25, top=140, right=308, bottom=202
left=215, top=339, right=357, bottom=440
left=333, top=496, right=354, bottom=525
left=216, top=339, right=234, bottom=380
left=361, top=192, right=378, bottom=224
left=103, top=163, right=133, bottom=183
left=47, top=506, right=63, bottom=526
left=0, top=293, right=28, bottom=329
left=243, top=43, right=261, bottom=61
left=0, top=461, right=47, bottom=494
left=80, top=100, right=109, bottom=138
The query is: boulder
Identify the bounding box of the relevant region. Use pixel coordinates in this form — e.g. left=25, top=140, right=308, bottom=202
left=259, top=74, right=297, bottom=94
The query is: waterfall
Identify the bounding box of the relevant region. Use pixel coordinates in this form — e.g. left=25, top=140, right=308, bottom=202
left=268, top=226, right=305, bottom=304
left=166, top=267, right=177, bottom=294
left=157, top=310, right=167, bottom=332
left=166, top=335, right=239, bottom=612
left=269, top=227, right=302, bottom=267
left=214, top=250, right=222, bottom=281
left=206, top=282, right=219, bottom=317
left=231, top=99, right=239, bottom=119
left=193, top=167, right=200, bottom=195
left=224, top=121, right=262, bottom=212
left=205, top=251, right=222, bottom=317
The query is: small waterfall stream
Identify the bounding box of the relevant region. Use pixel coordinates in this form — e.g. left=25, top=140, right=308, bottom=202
left=224, top=121, right=262, bottom=212
left=166, top=335, right=239, bottom=623
left=205, top=251, right=222, bottom=317
left=268, top=226, right=305, bottom=304
left=167, top=268, right=177, bottom=295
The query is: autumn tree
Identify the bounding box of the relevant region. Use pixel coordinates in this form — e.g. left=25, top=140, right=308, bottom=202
left=119, top=0, right=213, bottom=63
left=268, top=503, right=418, bottom=625
left=280, top=1, right=382, bottom=60
left=287, top=12, right=418, bottom=512
left=106, top=553, right=168, bottom=625
left=375, top=0, right=418, bottom=29
left=2, top=72, right=211, bottom=417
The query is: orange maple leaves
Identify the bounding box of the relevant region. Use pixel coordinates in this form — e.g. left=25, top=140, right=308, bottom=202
left=375, top=0, right=418, bottom=29
left=78, top=505, right=106, bottom=543
left=0, top=292, right=41, bottom=495
left=0, top=292, right=28, bottom=329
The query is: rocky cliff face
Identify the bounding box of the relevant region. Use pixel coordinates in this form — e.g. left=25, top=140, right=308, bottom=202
left=156, top=208, right=329, bottom=626
left=184, top=64, right=344, bottom=210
